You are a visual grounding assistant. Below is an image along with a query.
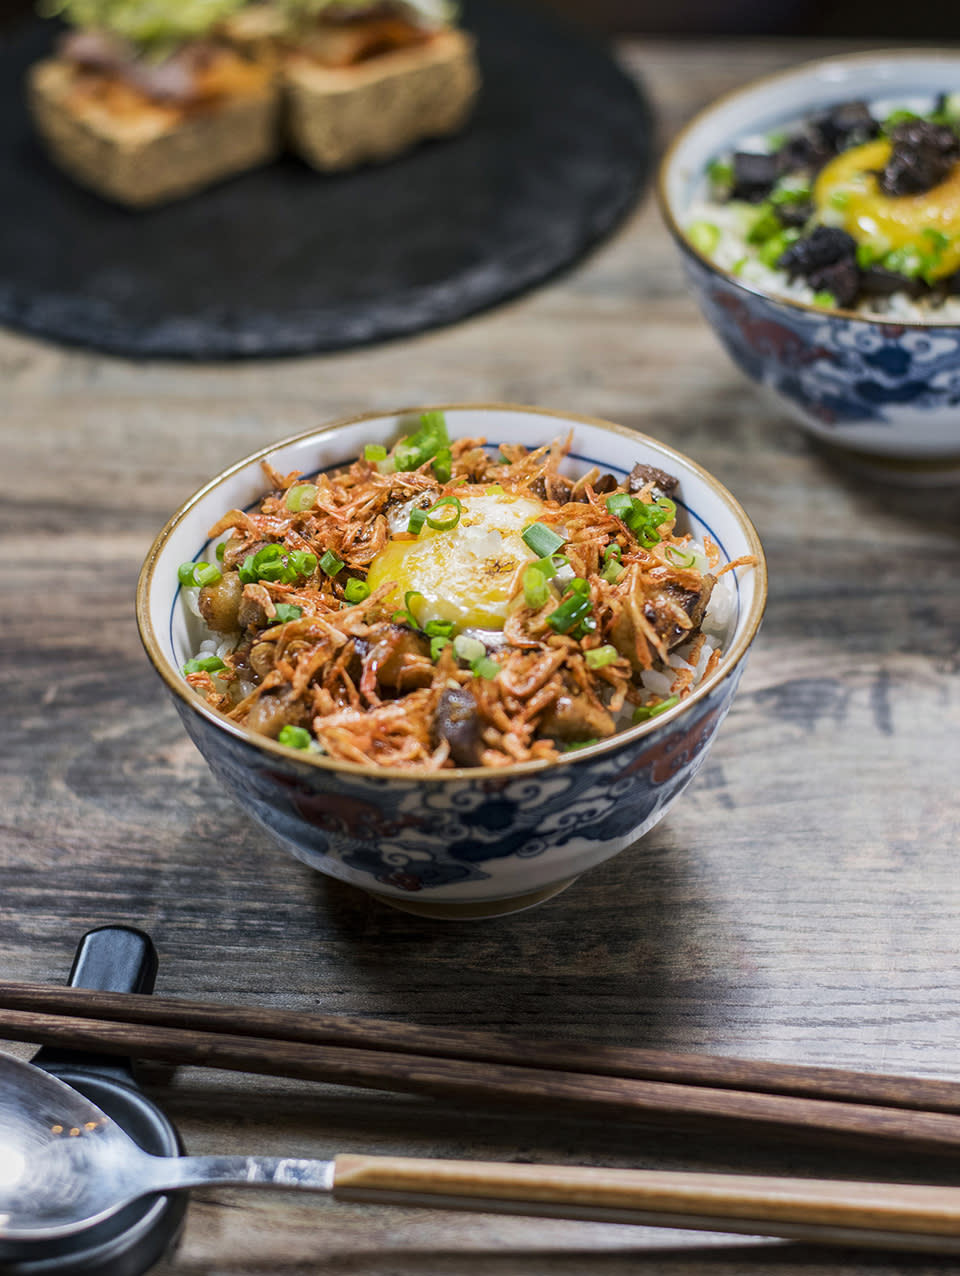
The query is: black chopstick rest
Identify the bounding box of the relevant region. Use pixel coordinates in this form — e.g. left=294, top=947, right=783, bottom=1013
left=0, top=926, right=187, bottom=1276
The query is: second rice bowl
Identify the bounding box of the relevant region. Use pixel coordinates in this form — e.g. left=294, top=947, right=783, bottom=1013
left=137, top=404, right=766, bottom=919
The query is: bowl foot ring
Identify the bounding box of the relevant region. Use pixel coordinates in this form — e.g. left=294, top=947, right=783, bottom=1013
left=367, top=875, right=580, bottom=920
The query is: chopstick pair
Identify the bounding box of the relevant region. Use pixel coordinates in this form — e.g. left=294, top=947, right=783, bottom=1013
left=3, top=981, right=960, bottom=1155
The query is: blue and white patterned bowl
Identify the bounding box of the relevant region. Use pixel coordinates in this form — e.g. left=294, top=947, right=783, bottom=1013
left=658, top=51, right=960, bottom=482
left=136, top=405, right=767, bottom=919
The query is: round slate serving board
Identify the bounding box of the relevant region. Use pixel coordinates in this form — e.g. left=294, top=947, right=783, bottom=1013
left=0, top=1, right=653, bottom=359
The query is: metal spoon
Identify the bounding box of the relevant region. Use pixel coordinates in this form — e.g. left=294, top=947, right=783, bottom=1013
left=7, top=1050, right=960, bottom=1252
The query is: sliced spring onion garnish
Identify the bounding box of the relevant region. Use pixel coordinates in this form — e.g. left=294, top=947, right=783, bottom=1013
left=432, top=447, right=453, bottom=484
left=269, top=603, right=303, bottom=625
left=215, top=542, right=226, bottom=562
left=430, top=635, right=450, bottom=661
left=426, top=495, right=462, bottom=531
left=393, top=411, right=450, bottom=473
left=523, top=564, right=550, bottom=610
left=285, top=483, right=317, bottom=512
left=177, top=561, right=222, bottom=588
left=560, top=738, right=599, bottom=751
left=664, top=543, right=697, bottom=569
left=319, top=550, right=344, bottom=577
left=522, top=522, right=565, bottom=558
left=604, top=493, right=633, bottom=521
left=601, top=559, right=624, bottom=584
left=569, top=578, right=590, bottom=595
left=632, top=695, right=680, bottom=723
left=288, top=550, right=317, bottom=577
left=394, top=590, right=423, bottom=627
left=183, top=655, right=226, bottom=674
left=278, top=724, right=312, bottom=750
left=603, top=543, right=622, bottom=564
left=407, top=507, right=428, bottom=535
left=585, top=645, right=619, bottom=669
left=546, top=590, right=593, bottom=635
left=343, top=578, right=371, bottom=604
left=364, top=443, right=388, bottom=462
left=605, top=493, right=674, bottom=548
left=473, top=657, right=500, bottom=680
left=453, top=634, right=486, bottom=666
left=424, top=619, right=455, bottom=638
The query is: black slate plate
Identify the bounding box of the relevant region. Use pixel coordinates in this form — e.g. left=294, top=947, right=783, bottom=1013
left=0, top=0, right=653, bottom=359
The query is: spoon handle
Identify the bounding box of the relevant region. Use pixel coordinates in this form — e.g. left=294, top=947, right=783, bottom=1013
left=142, top=1154, right=336, bottom=1194
left=330, top=1154, right=960, bottom=1253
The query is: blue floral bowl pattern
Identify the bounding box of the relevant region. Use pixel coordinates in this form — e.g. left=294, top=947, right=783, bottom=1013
left=137, top=405, right=766, bottom=918
left=659, top=51, right=960, bottom=477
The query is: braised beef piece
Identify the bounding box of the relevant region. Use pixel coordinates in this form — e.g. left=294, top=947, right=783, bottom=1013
left=645, top=577, right=716, bottom=653
left=627, top=462, right=678, bottom=496
left=812, top=100, right=879, bottom=151
left=246, top=687, right=311, bottom=740
left=731, top=150, right=780, bottom=202
left=859, top=266, right=927, bottom=298
left=778, top=226, right=857, bottom=277
left=807, top=257, right=860, bottom=307
left=433, top=687, right=486, bottom=766
left=539, top=683, right=615, bottom=743
left=775, top=130, right=833, bottom=175
left=877, top=120, right=960, bottom=197
left=592, top=473, right=619, bottom=495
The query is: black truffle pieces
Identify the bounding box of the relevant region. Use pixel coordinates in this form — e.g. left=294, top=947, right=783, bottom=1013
left=778, top=226, right=860, bottom=307
left=878, top=120, right=960, bottom=197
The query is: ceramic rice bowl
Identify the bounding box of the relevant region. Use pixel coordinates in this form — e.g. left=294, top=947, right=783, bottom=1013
left=659, top=51, right=960, bottom=482
left=137, top=404, right=767, bottom=919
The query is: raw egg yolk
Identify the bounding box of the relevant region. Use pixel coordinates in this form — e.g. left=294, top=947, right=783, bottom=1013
left=366, top=490, right=548, bottom=632
left=813, top=137, right=960, bottom=280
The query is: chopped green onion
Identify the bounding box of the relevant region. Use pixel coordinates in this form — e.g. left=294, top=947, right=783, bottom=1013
left=811, top=291, right=837, bottom=308
left=882, top=107, right=922, bottom=133
left=687, top=220, right=720, bottom=256
left=523, top=564, right=550, bottom=610
left=393, top=411, right=450, bottom=472
left=605, top=493, right=633, bottom=521
left=453, top=634, right=485, bottom=666
left=664, top=543, right=697, bottom=568
left=560, top=738, right=599, bottom=752
left=569, top=577, right=590, bottom=595
left=771, top=176, right=812, bottom=205
left=746, top=202, right=781, bottom=245
left=285, top=483, right=317, bottom=512
left=585, top=645, right=619, bottom=669
left=288, top=550, right=317, bottom=578
left=633, top=695, right=680, bottom=723
left=278, top=724, right=312, bottom=750
left=883, top=246, right=926, bottom=278
left=601, top=559, right=624, bottom=584
left=574, top=614, right=598, bottom=639
left=603, top=543, right=622, bottom=564
left=546, top=591, right=593, bottom=635
left=758, top=227, right=800, bottom=268
left=392, top=590, right=425, bottom=628
left=424, top=619, right=455, bottom=638
left=269, top=603, right=303, bottom=625
left=183, top=655, right=226, bottom=674
left=319, top=550, right=344, bottom=576
left=706, top=157, right=733, bottom=189
left=426, top=495, right=462, bottom=531
left=432, top=447, right=453, bottom=484
left=521, top=522, right=565, bottom=558
left=344, top=578, right=371, bottom=604
left=732, top=256, right=749, bottom=276
left=430, top=635, right=450, bottom=661
left=407, top=507, right=428, bottom=535
left=654, top=497, right=676, bottom=518
left=364, top=443, right=388, bottom=462
left=473, top=657, right=500, bottom=680
left=178, top=561, right=222, bottom=588
left=215, top=542, right=226, bottom=562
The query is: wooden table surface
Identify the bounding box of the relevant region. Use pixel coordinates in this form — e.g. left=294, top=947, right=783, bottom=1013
left=3, top=33, right=960, bottom=1276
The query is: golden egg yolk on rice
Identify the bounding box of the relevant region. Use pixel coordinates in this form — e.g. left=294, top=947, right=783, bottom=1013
left=814, top=137, right=960, bottom=279
left=366, top=489, right=549, bottom=632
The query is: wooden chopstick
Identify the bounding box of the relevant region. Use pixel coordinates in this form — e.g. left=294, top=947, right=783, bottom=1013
left=4, top=990, right=960, bottom=1154
left=0, top=979, right=958, bottom=1113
